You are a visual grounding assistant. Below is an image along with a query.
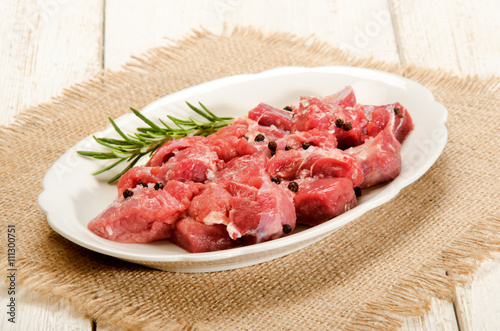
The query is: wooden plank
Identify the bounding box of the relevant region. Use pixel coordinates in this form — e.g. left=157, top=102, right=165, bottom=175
left=0, top=284, right=92, bottom=330
left=390, top=0, right=500, bottom=76
left=0, top=0, right=104, bottom=125
left=452, top=254, right=500, bottom=330
left=400, top=298, right=459, bottom=331
left=104, top=0, right=400, bottom=70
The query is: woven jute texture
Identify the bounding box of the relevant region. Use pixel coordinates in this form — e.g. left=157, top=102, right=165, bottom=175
left=1, top=28, right=499, bottom=330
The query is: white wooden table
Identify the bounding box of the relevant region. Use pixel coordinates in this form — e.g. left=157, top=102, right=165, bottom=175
left=1, top=1, right=499, bottom=330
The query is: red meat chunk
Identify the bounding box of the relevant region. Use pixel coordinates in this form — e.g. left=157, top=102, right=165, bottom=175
left=248, top=103, right=293, bottom=131
left=323, top=86, right=357, bottom=108
left=294, top=178, right=357, bottom=226
left=266, top=147, right=364, bottom=187
left=346, top=129, right=401, bottom=188
left=215, top=151, right=268, bottom=187
left=171, top=217, right=237, bottom=253
left=291, top=96, right=366, bottom=149
left=292, top=97, right=340, bottom=132
left=188, top=184, right=232, bottom=225
left=227, top=177, right=296, bottom=243
left=231, top=117, right=288, bottom=141
left=248, top=125, right=287, bottom=142
left=308, top=150, right=364, bottom=188
left=164, top=180, right=205, bottom=208
left=116, top=166, right=161, bottom=196
left=207, top=123, right=248, bottom=139
left=335, top=106, right=367, bottom=149
left=266, top=150, right=304, bottom=180
left=232, top=116, right=258, bottom=126
left=147, top=131, right=260, bottom=168
left=156, top=145, right=222, bottom=183
left=87, top=187, right=186, bottom=243
left=146, top=136, right=208, bottom=167
left=205, top=136, right=258, bottom=162
left=361, top=102, right=414, bottom=143
left=275, top=129, right=337, bottom=150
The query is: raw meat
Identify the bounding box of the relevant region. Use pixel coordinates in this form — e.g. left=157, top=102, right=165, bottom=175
left=116, top=166, right=161, bottom=196
left=205, top=135, right=257, bottom=162
left=215, top=151, right=268, bottom=187
left=156, top=144, right=222, bottom=183
left=88, top=186, right=186, bottom=243
left=346, top=129, right=402, bottom=188
left=171, top=217, right=237, bottom=253
left=275, top=129, right=338, bottom=150
left=360, top=102, right=414, bottom=143
left=323, top=86, right=357, bottom=107
left=146, top=136, right=207, bottom=167
left=164, top=180, right=205, bottom=208
left=248, top=103, right=293, bottom=131
left=294, top=178, right=357, bottom=226
left=89, top=86, right=412, bottom=253
left=266, top=147, right=364, bottom=187
left=227, top=177, right=296, bottom=243
left=188, top=184, right=232, bottom=225
left=291, top=96, right=366, bottom=149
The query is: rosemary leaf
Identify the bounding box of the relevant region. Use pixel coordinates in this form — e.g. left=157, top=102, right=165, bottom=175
left=186, top=102, right=215, bottom=121
left=92, top=158, right=127, bottom=176
left=130, top=107, right=164, bottom=132
left=109, top=118, right=137, bottom=145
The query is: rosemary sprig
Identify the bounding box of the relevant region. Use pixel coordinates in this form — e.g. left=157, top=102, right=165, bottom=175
left=78, top=102, right=233, bottom=183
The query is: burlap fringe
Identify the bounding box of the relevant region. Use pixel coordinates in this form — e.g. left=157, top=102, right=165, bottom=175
left=2, top=27, right=500, bottom=330
left=350, top=215, right=500, bottom=330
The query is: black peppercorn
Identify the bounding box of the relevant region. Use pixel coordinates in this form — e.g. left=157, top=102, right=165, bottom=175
left=354, top=187, right=362, bottom=197
left=335, top=118, right=344, bottom=128
left=302, top=142, right=311, bottom=150
left=285, top=145, right=292, bottom=151
left=123, top=189, right=134, bottom=199
left=254, top=134, right=265, bottom=142
left=288, top=181, right=299, bottom=192
left=343, top=122, right=352, bottom=131
left=242, top=136, right=249, bottom=140
left=268, top=141, right=277, bottom=151
left=282, top=224, right=292, bottom=234
left=137, top=181, right=147, bottom=188
left=154, top=182, right=164, bottom=190
left=271, top=176, right=281, bottom=184
left=283, top=106, right=293, bottom=111
left=394, top=106, right=405, bottom=118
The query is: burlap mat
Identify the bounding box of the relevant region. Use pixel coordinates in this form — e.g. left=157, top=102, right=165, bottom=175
left=1, top=28, right=499, bottom=330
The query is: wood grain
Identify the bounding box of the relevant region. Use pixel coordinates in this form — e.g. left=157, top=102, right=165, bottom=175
left=104, top=0, right=400, bottom=70
left=0, top=284, right=92, bottom=330
left=400, top=298, right=459, bottom=331
left=390, top=0, right=500, bottom=76
left=453, top=254, right=500, bottom=330
left=0, top=0, right=104, bottom=125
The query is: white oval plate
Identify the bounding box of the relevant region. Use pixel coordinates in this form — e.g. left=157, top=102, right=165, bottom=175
left=38, top=66, right=448, bottom=273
